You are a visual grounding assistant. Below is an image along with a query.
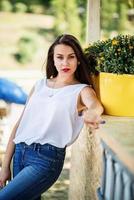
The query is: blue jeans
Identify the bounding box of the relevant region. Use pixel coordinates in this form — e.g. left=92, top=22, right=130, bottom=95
left=0, top=142, right=66, bottom=200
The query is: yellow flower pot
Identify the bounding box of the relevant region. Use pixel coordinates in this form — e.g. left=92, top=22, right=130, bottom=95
left=91, top=72, right=134, bottom=117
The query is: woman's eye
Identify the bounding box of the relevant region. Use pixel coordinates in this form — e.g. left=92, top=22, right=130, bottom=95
left=57, top=57, right=63, bottom=59
left=69, top=56, right=75, bottom=59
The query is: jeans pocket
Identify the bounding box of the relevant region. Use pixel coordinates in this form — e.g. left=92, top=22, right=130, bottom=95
left=37, top=148, right=56, bottom=163
left=56, top=150, right=66, bottom=161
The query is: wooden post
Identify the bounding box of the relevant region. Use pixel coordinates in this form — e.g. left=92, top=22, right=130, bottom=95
left=86, top=0, right=100, bottom=43
left=69, top=126, right=102, bottom=200
left=69, top=0, right=101, bottom=199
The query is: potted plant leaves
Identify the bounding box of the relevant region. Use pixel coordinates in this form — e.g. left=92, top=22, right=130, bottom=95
left=85, top=35, right=134, bottom=116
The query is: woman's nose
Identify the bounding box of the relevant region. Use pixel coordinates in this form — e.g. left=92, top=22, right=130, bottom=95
left=62, top=59, right=69, bottom=65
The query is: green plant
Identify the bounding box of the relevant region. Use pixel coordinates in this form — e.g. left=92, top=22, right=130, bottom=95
left=28, top=5, right=44, bottom=14
left=51, top=0, right=82, bottom=40
left=0, top=0, right=12, bottom=12
left=14, top=34, right=39, bottom=64
left=13, top=2, right=27, bottom=13
left=85, top=35, right=134, bottom=74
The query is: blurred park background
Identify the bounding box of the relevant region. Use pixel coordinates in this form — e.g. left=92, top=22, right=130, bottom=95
left=0, top=0, right=133, bottom=70
left=0, top=0, right=134, bottom=199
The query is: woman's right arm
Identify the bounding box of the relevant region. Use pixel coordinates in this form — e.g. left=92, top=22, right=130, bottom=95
left=0, top=119, right=21, bottom=187
left=0, top=86, right=35, bottom=187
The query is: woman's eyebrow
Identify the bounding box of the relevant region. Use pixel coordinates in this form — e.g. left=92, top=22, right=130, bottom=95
left=56, top=53, right=76, bottom=56
left=69, top=53, right=75, bottom=55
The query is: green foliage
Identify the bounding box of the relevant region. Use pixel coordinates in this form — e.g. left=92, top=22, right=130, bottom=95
left=51, top=0, right=82, bottom=40
left=15, top=34, right=39, bottom=64
left=28, top=5, right=44, bottom=14
left=101, top=0, right=116, bottom=31
left=13, top=2, right=27, bottom=13
left=0, top=0, right=12, bottom=12
left=77, top=0, right=87, bottom=41
left=10, top=0, right=52, bottom=14
left=85, top=35, right=134, bottom=74
left=101, top=0, right=128, bottom=36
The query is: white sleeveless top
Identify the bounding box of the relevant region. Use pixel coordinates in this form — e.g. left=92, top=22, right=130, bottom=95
left=14, top=78, right=88, bottom=148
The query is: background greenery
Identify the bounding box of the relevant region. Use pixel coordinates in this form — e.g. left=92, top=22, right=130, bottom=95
left=0, top=0, right=134, bottom=199
left=0, top=0, right=133, bottom=69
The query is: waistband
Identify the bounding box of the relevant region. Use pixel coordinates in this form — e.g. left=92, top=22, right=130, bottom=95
left=17, top=142, right=66, bottom=152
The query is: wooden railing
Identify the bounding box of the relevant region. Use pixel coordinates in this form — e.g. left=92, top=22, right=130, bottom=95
left=69, top=116, right=134, bottom=200
left=97, top=116, right=134, bottom=200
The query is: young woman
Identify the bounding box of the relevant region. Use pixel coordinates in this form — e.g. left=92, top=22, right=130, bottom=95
left=0, top=34, right=104, bottom=200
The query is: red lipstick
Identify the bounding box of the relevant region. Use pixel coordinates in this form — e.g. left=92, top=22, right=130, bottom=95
left=62, top=68, right=70, bottom=72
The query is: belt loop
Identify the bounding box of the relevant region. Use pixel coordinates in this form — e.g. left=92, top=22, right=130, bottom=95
left=33, top=143, right=36, bottom=150
left=37, top=143, right=40, bottom=152
left=24, top=143, right=26, bottom=149
left=47, top=144, right=50, bottom=150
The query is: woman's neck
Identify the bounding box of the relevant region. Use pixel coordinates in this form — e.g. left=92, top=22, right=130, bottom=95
left=54, top=75, right=78, bottom=85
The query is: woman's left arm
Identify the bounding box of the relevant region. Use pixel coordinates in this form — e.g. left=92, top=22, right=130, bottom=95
left=80, top=86, right=104, bottom=129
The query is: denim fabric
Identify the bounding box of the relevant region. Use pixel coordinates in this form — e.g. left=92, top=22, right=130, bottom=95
left=0, top=142, right=66, bottom=200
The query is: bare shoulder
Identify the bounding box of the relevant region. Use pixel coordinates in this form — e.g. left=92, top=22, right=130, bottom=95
left=80, top=85, right=96, bottom=98
left=79, top=85, right=103, bottom=113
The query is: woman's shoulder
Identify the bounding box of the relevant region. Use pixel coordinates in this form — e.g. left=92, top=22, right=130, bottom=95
left=80, top=85, right=95, bottom=94
left=79, top=86, right=97, bottom=106
left=34, top=78, right=45, bottom=90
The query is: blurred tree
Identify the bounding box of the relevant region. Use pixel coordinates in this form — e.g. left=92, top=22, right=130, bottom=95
left=101, top=0, right=117, bottom=33
left=51, top=0, right=82, bottom=41
left=101, top=0, right=128, bottom=37
left=77, top=0, right=87, bottom=41
left=10, top=0, right=51, bottom=6
left=10, top=0, right=52, bottom=13
left=14, top=34, right=39, bottom=64
left=13, top=2, right=27, bottom=13
left=115, top=0, right=128, bottom=33
left=0, top=0, right=12, bottom=11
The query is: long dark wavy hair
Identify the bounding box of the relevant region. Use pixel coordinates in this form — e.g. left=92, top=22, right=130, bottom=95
left=45, top=34, right=91, bottom=85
